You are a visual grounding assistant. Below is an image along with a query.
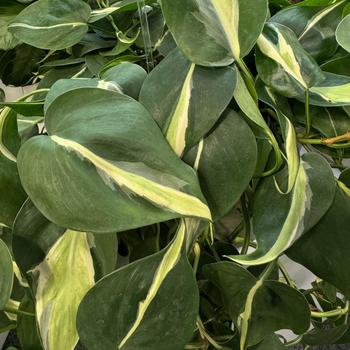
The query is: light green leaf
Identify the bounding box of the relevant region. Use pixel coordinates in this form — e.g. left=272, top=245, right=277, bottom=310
left=161, top=0, right=268, bottom=66
left=228, top=153, right=335, bottom=266
left=140, top=49, right=236, bottom=156
left=0, top=238, right=13, bottom=309
left=8, top=0, right=91, bottom=50
left=18, top=88, right=211, bottom=233
left=204, top=262, right=310, bottom=348
left=33, top=229, right=95, bottom=350
left=184, top=110, right=257, bottom=220
left=336, top=13, right=350, bottom=53
left=288, top=186, right=350, bottom=298
left=271, top=1, right=346, bottom=62
left=77, top=221, right=199, bottom=350
left=309, top=71, right=350, bottom=105
left=0, top=0, right=25, bottom=50
left=256, top=22, right=325, bottom=97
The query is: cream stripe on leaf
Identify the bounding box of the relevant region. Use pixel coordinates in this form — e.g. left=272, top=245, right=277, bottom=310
left=256, top=22, right=325, bottom=98
left=77, top=221, right=199, bottom=350
left=34, top=230, right=95, bottom=350
left=227, top=153, right=336, bottom=266
left=270, top=1, right=345, bottom=62
left=140, top=48, right=236, bottom=154
left=0, top=238, right=13, bottom=310
left=8, top=0, right=91, bottom=50
left=161, top=0, right=268, bottom=66
left=17, top=88, right=210, bottom=233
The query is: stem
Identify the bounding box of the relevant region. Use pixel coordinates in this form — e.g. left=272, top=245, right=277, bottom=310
left=311, top=303, right=349, bottom=318
left=4, top=306, right=35, bottom=318
left=299, top=131, right=350, bottom=149
left=240, top=194, right=250, bottom=255
left=304, top=89, right=311, bottom=137
left=196, top=316, right=222, bottom=349
left=278, top=261, right=297, bottom=288
left=16, top=88, right=50, bottom=102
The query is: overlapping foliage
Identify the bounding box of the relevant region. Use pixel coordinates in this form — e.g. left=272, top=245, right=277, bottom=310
left=0, top=0, right=350, bottom=349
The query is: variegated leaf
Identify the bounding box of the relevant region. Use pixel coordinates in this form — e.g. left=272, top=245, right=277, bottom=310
left=336, top=13, right=350, bottom=54
left=257, top=81, right=299, bottom=193
left=0, top=238, right=13, bottom=309
left=17, top=88, right=211, bottom=233
left=140, top=48, right=236, bottom=156
left=77, top=221, right=199, bottom=350
left=8, top=0, right=91, bottom=50
left=228, top=153, right=335, bottom=266
left=33, top=229, right=95, bottom=350
left=256, top=22, right=325, bottom=97
left=204, top=262, right=310, bottom=349
left=271, top=0, right=346, bottom=62
left=233, top=71, right=282, bottom=175
left=161, top=0, right=268, bottom=66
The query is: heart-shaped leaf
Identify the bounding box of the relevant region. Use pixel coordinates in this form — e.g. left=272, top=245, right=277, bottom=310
left=18, top=88, right=211, bottom=233
left=8, top=0, right=91, bottom=50
left=77, top=222, right=199, bottom=350
left=140, top=48, right=236, bottom=156
left=0, top=238, right=13, bottom=310
left=161, top=0, right=268, bottom=66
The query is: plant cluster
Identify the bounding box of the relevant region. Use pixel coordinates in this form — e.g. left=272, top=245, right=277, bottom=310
left=0, top=0, right=350, bottom=349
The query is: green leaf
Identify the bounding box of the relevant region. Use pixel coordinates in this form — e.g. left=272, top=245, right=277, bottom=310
left=33, top=229, right=95, bottom=350
left=77, top=222, right=199, bottom=350
left=203, top=262, right=310, bottom=347
left=0, top=238, right=13, bottom=309
left=309, top=72, right=350, bottom=105
left=101, top=62, right=147, bottom=99
left=271, top=1, right=346, bottom=62
left=250, top=334, right=287, bottom=350
left=8, top=0, right=91, bottom=50
left=336, top=13, right=350, bottom=53
left=18, top=88, right=211, bottom=233
left=302, top=324, right=348, bottom=346
left=0, top=0, right=25, bottom=50
left=287, top=186, right=350, bottom=298
left=184, top=110, right=257, bottom=220
left=0, top=101, right=44, bottom=117
left=12, top=199, right=64, bottom=274
left=233, top=70, right=282, bottom=175
left=228, top=153, right=335, bottom=266
left=161, top=0, right=268, bottom=66
left=140, top=49, right=236, bottom=155
left=256, top=22, right=325, bottom=97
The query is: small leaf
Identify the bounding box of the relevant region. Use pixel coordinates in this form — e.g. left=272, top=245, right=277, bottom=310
left=0, top=238, right=13, bottom=309
left=336, top=13, right=350, bottom=53
left=8, top=0, right=91, bottom=50
left=33, top=229, right=95, bottom=350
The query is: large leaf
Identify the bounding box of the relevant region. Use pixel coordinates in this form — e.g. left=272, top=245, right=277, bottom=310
left=0, top=0, right=25, bottom=50
left=17, top=88, right=211, bottom=233
left=161, top=0, right=268, bottom=66
left=203, top=262, right=310, bottom=347
left=33, top=229, right=95, bottom=350
left=336, top=13, right=350, bottom=53
left=228, top=153, right=335, bottom=265
left=8, top=0, right=91, bottom=50
left=140, top=49, right=236, bottom=156
left=77, top=222, right=199, bottom=350
left=184, top=110, right=257, bottom=220
left=288, top=187, right=350, bottom=298
left=0, top=238, right=13, bottom=309
left=271, top=1, right=346, bottom=62
left=256, top=22, right=325, bottom=98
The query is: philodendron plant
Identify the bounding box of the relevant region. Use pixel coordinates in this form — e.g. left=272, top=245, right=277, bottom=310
left=1, top=0, right=350, bottom=349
